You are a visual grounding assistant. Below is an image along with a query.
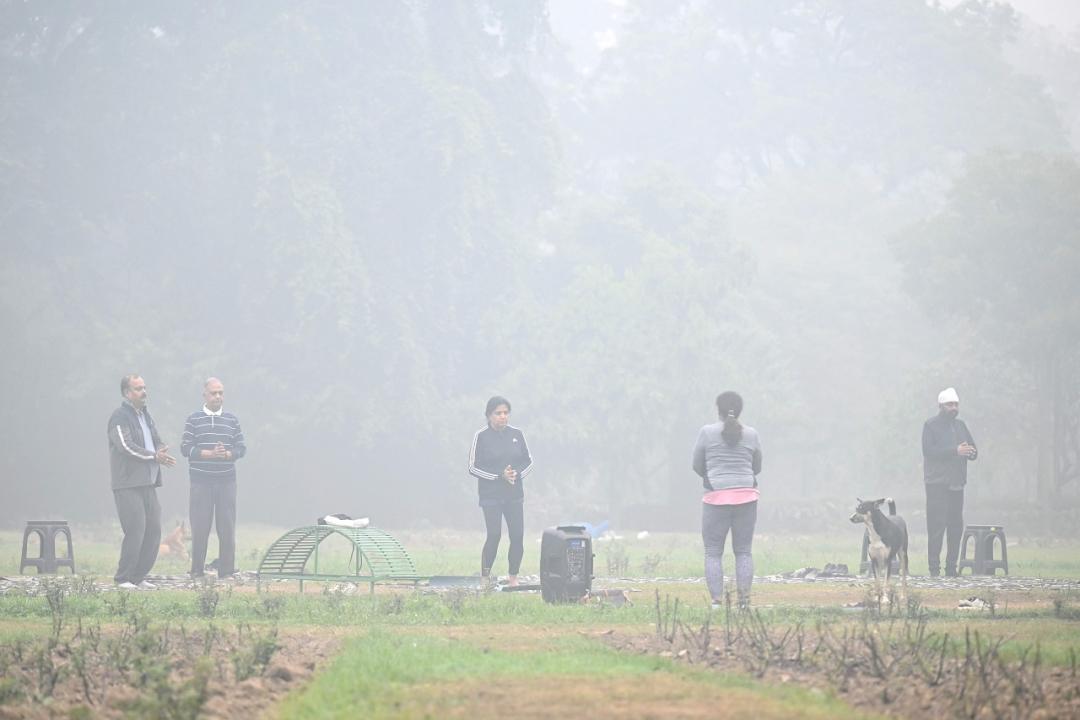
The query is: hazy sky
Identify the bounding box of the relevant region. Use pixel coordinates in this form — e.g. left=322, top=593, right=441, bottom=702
left=548, top=0, right=1080, bottom=72
left=995, top=0, right=1080, bottom=32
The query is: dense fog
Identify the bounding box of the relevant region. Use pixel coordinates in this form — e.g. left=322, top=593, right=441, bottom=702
left=2, top=1, right=1078, bottom=534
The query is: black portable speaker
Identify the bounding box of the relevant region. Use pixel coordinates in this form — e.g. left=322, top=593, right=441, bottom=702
left=540, top=525, right=594, bottom=603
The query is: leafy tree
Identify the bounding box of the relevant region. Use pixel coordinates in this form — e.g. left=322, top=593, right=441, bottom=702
left=0, top=1, right=558, bottom=525
left=893, top=150, right=1080, bottom=500
left=549, top=0, right=1077, bottom=510
left=493, top=169, right=797, bottom=521
left=4, top=0, right=1079, bottom=529
left=574, top=0, right=1065, bottom=189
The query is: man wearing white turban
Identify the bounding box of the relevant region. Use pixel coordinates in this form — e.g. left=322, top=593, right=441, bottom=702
left=921, top=387, right=978, bottom=577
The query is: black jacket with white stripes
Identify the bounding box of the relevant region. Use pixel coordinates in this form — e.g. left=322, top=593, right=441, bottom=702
left=107, top=401, right=165, bottom=490
left=468, top=424, right=533, bottom=506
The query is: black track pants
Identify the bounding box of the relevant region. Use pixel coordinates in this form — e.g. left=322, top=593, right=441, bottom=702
left=481, top=501, right=524, bottom=576
left=113, top=485, right=161, bottom=584
left=925, top=484, right=964, bottom=574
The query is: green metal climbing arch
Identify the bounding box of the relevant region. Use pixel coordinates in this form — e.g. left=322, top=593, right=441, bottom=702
left=256, top=525, right=424, bottom=593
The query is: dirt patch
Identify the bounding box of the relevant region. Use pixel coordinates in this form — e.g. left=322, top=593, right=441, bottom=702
left=607, top=614, right=1080, bottom=719
left=394, top=675, right=834, bottom=719
left=198, top=628, right=342, bottom=720
left=0, top=626, right=341, bottom=720
left=743, top=581, right=1063, bottom=613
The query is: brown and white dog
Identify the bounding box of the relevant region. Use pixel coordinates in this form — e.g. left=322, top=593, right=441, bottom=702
left=850, top=498, right=908, bottom=605
left=158, top=521, right=190, bottom=560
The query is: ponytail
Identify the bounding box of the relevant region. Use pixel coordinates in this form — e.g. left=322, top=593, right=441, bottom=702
left=716, top=391, right=744, bottom=446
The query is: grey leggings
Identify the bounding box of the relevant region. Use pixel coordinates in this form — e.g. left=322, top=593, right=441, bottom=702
left=702, top=501, right=757, bottom=601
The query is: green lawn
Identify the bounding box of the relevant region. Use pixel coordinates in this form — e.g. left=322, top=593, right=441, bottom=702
left=278, top=629, right=872, bottom=720
left=2, top=525, right=1079, bottom=718
left=4, top=523, right=1079, bottom=579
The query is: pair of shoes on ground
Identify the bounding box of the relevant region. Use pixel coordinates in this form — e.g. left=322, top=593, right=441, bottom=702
left=116, top=580, right=155, bottom=590
left=710, top=596, right=751, bottom=611
left=191, top=572, right=236, bottom=580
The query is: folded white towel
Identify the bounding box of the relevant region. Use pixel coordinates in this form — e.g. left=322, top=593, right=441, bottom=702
left=321, top=515, right=370, bottom=529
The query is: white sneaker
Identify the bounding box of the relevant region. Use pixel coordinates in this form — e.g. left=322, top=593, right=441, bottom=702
left=138, top=580, right=156, bottom=590
left=117, top=582, right=139, bottom=590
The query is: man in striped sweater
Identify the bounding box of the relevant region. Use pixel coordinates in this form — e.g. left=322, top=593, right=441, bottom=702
left=181, top=377, right=246, bottom=578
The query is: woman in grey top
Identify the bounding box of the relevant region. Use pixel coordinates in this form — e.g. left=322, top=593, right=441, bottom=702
left=692, top=391, right=761, bottom=610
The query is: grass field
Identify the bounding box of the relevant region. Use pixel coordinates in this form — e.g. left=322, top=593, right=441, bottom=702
left=5, top=522, right=1080, bottom=580
left=1, top=524, right=1079, bottom=718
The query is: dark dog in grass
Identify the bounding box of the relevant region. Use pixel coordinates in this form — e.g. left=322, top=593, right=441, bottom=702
left=850, top=498, right=908, bottom=605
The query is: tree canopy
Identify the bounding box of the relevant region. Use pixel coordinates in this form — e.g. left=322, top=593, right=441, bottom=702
left=2, top=0, right=1079, bottom=527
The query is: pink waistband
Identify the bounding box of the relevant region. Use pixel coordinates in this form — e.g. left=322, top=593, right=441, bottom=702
left=703, top=486, right=760, bottom=506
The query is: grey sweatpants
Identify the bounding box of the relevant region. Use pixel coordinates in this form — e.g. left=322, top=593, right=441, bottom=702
left=113, top=485, right=162, bottom=584
left=189, top=480, right=237, bottom=576
left=702, top=501, right=757, bottom=602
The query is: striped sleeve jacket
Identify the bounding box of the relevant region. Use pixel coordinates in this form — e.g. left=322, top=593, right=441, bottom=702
left=468, top=424, right=533, bottom=505
left=181, top=410, right=246, bottom=482
left=107, top=402, right=164, bottom=490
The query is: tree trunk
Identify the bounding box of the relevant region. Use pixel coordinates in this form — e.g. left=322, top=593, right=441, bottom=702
left=1036, top=353, right=1056, bottom=505
left=1052, top=347, right=1080, bottom=493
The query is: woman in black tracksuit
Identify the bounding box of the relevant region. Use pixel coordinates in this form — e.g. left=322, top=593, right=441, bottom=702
left=468, top=395, right=533, bottom=586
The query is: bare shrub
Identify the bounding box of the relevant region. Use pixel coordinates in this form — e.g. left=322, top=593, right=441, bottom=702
left=196, top=584, right=220, bottom=618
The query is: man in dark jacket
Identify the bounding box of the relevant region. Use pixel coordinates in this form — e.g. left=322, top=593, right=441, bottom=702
left=922, top=387, right=977, bottom=577
left=107, top=374, right=176, bottom=589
